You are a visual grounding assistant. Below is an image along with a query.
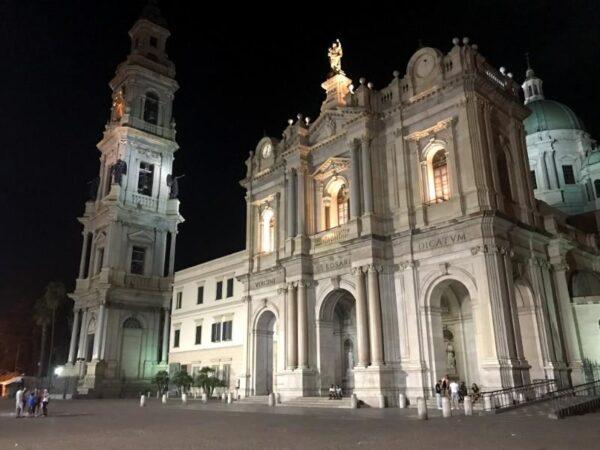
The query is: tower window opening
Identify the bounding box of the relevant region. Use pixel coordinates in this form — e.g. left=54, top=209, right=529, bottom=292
left=143, top=92, right=159, bottom=124
left=149, top=36, right=158, bottom=48
left=497, top=151, right=513, bottom=200
left=530, top=170, right=537, bottom=190
left=432, top=150, right=450, bottom=203
left=260, top=208, right=275, bottom=253
left=562, top=165, right=575, bottom=185
left=131, top=246, right=146, bottom=275
left=594, top=179, right=600, bottom=198
left=137, top=162, right=154, bottom=196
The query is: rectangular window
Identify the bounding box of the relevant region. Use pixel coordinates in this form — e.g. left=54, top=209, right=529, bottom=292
left=149, top=36, right=158, bottom=48
left=137, top=162, right=154, bottom=196
left=226, top=278, right=234, bottom=297
left=175, top=291, right=182, bottom=309
left=222, top=364, right=231, bottom=388
left=195, top=325, right=202, bottom=345
left=197, top=286, right=204, bottom=304
left=173, top=329, right=180, bottom=348
left=216, top=281, right=223, bottom=300
left=530, top=170, right=537, bottom=189
left=131, top=246, right=145, bottom=275
left=562, top=165, right=575, bottom=185
left=211, top=322, right=222, bottom=342
left=222, top=320, right=233, bottom=341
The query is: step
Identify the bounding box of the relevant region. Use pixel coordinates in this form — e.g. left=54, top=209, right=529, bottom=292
left=283, top=397, right=353, bottom=409
left=237, top=396, right=269, bottom=404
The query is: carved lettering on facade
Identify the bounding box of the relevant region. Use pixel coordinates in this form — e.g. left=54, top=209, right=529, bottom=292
left=314, top=257, right=351, bottom=274
left=417, top=232, right=467, bottom=251
left=253, top=278, right=277, bottom=289
left=314, top=226, right=350, bottom=247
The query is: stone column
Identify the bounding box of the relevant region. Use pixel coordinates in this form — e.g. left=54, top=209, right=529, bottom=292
left=92, top=304, right=105, bottom=360
left=78, top=233, right=90, bottom=278
left=286, top=283, right=298, bottom=369
left=168, top=232, right=177, bottom=276
left=76, top=309, right=89, bottom=360
left=297, top=167, right=306, bottom=236
left=161, top=308, right=170, bottom=363
left=67, top=309, right=81, bottom=364
left=539, top=152, right=550, bottom=190
left=350, top=142, right=361, bottom=218
left=353, top=267, right=370, bottom=367
left=297, top=281, right=309, bottom=369
left=361, top=138, right=373, bottom=214
left=286, top=169, right=296, bottom=238
left=367, top=265, right=384, bottom=365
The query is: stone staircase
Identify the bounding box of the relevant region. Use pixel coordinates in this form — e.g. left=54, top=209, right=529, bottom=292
left=283, top=396, right=353, bottom=409
left=237, top=395, right=270, bottom=405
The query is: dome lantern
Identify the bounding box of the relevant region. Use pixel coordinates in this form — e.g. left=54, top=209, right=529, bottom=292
left=521, top=54, right=545, bottom=105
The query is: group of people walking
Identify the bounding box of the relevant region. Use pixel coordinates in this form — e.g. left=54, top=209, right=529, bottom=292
left=435, top=375, right=480, bottom=410
left=15, top=387, right=50, bottom=418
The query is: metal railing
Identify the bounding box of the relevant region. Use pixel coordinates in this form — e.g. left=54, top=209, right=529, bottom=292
left=483, top=379, right=557, bottom=412
left=549, top=379, right=600, bottom=414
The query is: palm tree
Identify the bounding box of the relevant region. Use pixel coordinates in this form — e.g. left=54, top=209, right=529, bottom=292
left=194, top=366, right=226, bottom=398
left=42, top=281, right=67, bottom=376
left=33, top=297, right=51, bottom=377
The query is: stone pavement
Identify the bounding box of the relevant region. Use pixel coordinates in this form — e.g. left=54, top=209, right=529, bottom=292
left=0, top=398, right=598, bottom=450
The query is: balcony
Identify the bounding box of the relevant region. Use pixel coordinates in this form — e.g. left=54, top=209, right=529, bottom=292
left=128, top=192, right=158, bottom=211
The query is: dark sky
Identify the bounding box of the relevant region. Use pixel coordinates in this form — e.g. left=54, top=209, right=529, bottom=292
left=2, top=0, right=599, bottom=311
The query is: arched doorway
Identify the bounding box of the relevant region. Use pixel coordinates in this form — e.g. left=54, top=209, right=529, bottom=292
left=318, top=289, right=357, bottom=394
left=428, top=280, right=479, bottom=386
left=120, top=317, right=143, bottom=379
left=514, top=280, right=545, bottom=381
left=254, top=310, right=277, bottom=395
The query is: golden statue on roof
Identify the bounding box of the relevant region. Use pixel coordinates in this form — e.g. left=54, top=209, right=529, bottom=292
left=328, top=39, right=344, bottom=76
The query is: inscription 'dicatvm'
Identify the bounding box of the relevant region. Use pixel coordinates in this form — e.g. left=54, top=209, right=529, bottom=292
left=418, top=232, right=467, bottom=251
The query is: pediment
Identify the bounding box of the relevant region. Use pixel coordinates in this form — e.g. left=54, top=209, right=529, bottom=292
left=308, top=112, right=346, bottom=145
left=128, top=229, right=154, bottom=244
left=312, top=157, right=351, bottom=180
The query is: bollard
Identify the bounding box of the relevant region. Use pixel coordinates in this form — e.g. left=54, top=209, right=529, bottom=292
left=221, top=392, right=227, bottom=403
left=147, top=391, right=151, bottom=399
left=483, top=394, right=492, bottom=412
left=417, top=397, right=428, bottom=420
left=227, top=392, right=233, bottom=404
left=377, top=393, right=386, bottom=409
left=182, top=393, right=187, bottom=404
left=518, top=392, right=525, bottom=404
left=156, top=391, right=160, bottom=400
left=442, top=396, right=451, bottom=417
left=161, top=393, right=167, bottom=404
left=268, top=392, right=276, bottom=407
left=276, top=392, right=281, bottom=404
left=140, top=394, right=146, bottom=407
left=398, top=393, right=407, bottom=409
left=350, top=393, right=358, bottom=409
left=436, top=393, right=442, bottom=410
left=464, top=396, right=473, bottom=416
left=201, top=392, right=208, bottom=403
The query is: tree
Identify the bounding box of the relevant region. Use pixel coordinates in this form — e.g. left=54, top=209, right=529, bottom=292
left=171, top=370, right=193, bottom=394
left=193, top=366, right=227, bottom=398
left=33, top=297, right=51, bottom=377
left=43, top=282, right=67, bottom=375
left=152, top=370, right=169, bottom=394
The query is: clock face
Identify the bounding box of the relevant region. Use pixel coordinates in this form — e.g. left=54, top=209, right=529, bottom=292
left=262, top=143, right=272, bottom=158
left=415, top=54, right=435, bottom=78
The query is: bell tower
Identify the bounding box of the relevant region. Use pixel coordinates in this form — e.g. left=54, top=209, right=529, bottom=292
left=60, top=2, right=183, bottom=396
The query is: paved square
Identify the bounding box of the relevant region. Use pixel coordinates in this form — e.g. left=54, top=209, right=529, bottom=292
left=0, top=398, right=598, bottom=449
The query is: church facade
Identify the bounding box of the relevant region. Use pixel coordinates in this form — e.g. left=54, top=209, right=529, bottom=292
left=170, top=38, right=600, bottom=406
left=59, top=5, right=183, bottom=396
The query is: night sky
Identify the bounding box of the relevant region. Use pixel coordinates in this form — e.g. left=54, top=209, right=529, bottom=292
left=2, top=0, right=599, bottom=312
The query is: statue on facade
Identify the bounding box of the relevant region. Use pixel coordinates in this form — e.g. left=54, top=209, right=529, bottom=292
left=113, top=89, right=125, bottom=121
left=111, top=159, right=127, bottom=185
left=446, top=342, right=456, bottom=373
left=167, top=174, right=184, bottom=199
left=328, top=39, right=344, bottom=76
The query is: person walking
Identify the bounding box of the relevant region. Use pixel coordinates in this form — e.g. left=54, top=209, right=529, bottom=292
left=15, top=387, right=24, bottom=418
left=441, top=375, right=449, bottom=398
left=459, top=381, right=467, bottom=403
left=27, top=390, right=37, bottom=417
left=435, top=380, right=443, bottom=410
left=449, top=380, right=460, bottom=409
left=42, top=389, right=50, bottom=416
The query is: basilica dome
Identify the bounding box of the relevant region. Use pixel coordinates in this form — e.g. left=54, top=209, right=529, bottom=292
left=524, top=99, right=585, bottom=135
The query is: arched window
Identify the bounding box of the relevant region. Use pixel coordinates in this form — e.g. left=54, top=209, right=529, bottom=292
left=336, top=185, right=349, bottom=225
left=432, top=150, right=450, bottom=202
left=143, top=92, right=159, bottom=125
left=123, top=317, right=143, bottom=329
left=594, top=179, right=600, bottom=198
left=260, top=208, right=275, bottom=253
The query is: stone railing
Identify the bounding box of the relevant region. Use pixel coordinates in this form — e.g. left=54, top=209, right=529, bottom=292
left=126, top=116, right=175, bottom=140
left=128, top=192, right=158, bottom=211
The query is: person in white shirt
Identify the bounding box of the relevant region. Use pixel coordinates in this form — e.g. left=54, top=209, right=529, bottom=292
left=15, top=388, right=23, bottom=418
left=449, top=380, right=460, bottom=409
